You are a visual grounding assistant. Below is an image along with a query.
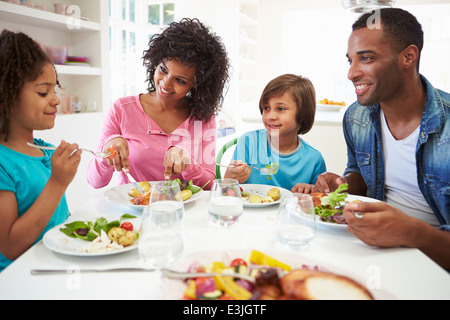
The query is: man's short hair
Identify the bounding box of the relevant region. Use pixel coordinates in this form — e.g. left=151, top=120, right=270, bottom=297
left=352, top=8, right=424, bottom=68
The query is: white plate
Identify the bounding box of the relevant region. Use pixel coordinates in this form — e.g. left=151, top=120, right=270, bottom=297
left=316, top=103, right=347, bottom=112
left=43, top=219, right=139, bottom=257
left=241, top=184, right=291, bottom=207
left=316, top=194, right=380, bottom=229
left=162, top=249, right=394, bottom=300
left=104, top=182, right=204, bottom=208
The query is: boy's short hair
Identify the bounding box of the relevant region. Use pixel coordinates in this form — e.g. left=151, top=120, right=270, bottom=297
left=259, top=74, right=316, bottom=135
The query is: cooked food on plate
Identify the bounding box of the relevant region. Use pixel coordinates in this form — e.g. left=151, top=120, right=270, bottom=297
left=256, top=268, right=373, bottom=300
left=129, top=179, right=208, bottom=205
left=318, top=98, right=346, bottom=106
left=241, top=187, right=281, bottom=204
left=179, top=250, right=373, bottom=300
left=267, top=188, right=280, bottom=201
left=131, top=190, right=152, bottom=205
left=107, top=227, right=136, bottom=247
left=128, top=181, right=151, bottom=197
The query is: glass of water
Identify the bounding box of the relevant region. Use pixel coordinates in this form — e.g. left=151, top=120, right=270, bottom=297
left=208, top=179, right=243, bottom=227
left=138, top=181, right=184, bottom=268
left=276, top=193, right=316, bottom=250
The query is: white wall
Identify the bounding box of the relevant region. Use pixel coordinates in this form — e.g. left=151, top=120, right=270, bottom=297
left=254, top=0, right=450, bottom=180
left=259, top=0, right=450, bottom=97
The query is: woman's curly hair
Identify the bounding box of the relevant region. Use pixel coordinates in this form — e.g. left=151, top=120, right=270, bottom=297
left=143, top=18, right=230, bottom=122
left=0, top=30, right=58, bottom=142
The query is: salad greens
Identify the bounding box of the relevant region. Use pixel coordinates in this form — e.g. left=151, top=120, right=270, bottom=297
left=265, top=163, right=279, bottom=180
left=60, top=214, right=136, bottom=242
left=172, top=179, right=210, bottom=194
left=314, top=184, right=349, bottom=219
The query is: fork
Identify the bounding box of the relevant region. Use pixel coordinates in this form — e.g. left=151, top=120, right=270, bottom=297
left=160, top=268, right=255, bottom=283
left=216, top=163, right=268, bottom=173
left=27, top=142, right=112, bottom=158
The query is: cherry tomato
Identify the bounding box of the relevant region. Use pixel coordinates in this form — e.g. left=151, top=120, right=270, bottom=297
left=106, top=146, right=117, bottom=160
left=120, top=221, right=133, bottom=231
left=226, top=188, right=236, bottom=197
left=194, top=277, right=210, bottom=288
left=230, top=258, right=248, bottom=267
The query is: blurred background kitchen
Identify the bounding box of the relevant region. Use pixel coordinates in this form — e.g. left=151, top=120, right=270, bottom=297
left=1, top=0, right=449, bottom=211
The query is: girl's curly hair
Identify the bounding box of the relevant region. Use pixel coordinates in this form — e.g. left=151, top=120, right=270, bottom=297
left=143, top=18, right=230, bottom=122
left=0, top=30, right=58, bottom=142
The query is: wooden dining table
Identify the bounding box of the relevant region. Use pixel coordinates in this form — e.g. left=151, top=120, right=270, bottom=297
left=1, top=188, right=449, bottom=300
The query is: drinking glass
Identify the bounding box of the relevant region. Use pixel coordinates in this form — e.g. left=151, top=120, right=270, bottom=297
left=208, top=179, right=243, bottom=227
left=276, top=193, right=316, bottom=250
left=138, top=181, right=184, bottom=268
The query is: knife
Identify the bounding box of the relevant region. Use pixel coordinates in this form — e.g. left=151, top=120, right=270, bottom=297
left=31, top=268, right=156, bottom=275
left=125, top=171, right=145, bottom=194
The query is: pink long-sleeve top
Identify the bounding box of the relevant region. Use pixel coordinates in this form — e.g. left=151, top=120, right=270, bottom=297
left=87, top=95, right=216, bottom=190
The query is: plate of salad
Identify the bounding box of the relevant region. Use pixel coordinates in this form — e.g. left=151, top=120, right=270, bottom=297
left=104, top=179, right=207, bottom=208
left=43, top=214, right=140, bottom=256
left=313, top=184, right=380, bottom=228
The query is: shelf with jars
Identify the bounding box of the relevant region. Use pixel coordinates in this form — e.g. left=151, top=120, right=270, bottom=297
left=0, top=0, right=109, bottom=114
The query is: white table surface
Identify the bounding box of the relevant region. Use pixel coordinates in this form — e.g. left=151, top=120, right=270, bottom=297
left=1, top=190, right=449, bottom=300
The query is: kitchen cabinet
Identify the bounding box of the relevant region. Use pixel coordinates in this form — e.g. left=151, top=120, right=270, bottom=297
left=0, top=0, right=110, bottom=115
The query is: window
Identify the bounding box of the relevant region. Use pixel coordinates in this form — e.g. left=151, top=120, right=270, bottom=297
left=109, top=0, right=176, bottom=104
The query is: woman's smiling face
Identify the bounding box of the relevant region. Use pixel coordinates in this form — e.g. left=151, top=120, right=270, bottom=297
left=153, top=58, right=197, bottom=102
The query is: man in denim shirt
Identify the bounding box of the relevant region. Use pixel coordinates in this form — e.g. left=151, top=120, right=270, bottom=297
left=315, top=8, right=450, bottom=269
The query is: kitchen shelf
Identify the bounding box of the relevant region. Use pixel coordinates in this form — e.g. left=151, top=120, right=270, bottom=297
left=0, top=2, right=100, bottom=31
left=55, top=65, right=101, bottom=76
left=239, top=11, right=257, bottom=27
left=0, top=0, right=109, bottom=115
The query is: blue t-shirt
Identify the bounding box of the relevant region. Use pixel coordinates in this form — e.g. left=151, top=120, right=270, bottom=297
left=0, top=139, right=69, bottom=272
left=232, top=129, right=326, bottom=190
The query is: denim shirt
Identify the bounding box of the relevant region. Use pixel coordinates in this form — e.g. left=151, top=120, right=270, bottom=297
left=343, top=75, right=450, bottom=229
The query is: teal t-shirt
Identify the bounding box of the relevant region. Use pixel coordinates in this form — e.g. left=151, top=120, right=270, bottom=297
left=232, top=129, right=326, bottom=190
left=0, top=139, right=69, bottom=272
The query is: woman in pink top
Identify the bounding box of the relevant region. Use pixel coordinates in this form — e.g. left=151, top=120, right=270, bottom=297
left=87, top=18, right=230, bottom=190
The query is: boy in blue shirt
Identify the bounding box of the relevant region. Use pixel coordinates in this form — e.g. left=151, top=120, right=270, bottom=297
left=225, top=74, right=326, bottom=192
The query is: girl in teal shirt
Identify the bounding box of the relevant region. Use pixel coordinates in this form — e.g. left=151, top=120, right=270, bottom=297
left=0, top=30, right=81, bottom=272
left=225, top=74, right=326, bottom=191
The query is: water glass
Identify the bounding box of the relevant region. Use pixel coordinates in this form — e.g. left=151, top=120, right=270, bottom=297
left=138, top=181, right=184, bottom=268
left=149, top=181, right=185, bottom=221
left=276, top=193, right=316, bottom=250
left=208, top=179, right=243, bottom=227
